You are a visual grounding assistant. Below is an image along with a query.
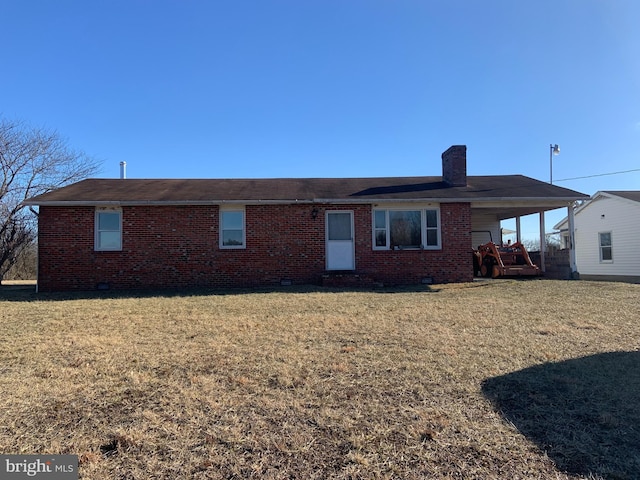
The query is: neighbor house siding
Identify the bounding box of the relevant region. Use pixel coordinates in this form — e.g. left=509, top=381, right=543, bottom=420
left=37, top=203, right=473, bottom=291
left=574, top=196, right=640, bottom=278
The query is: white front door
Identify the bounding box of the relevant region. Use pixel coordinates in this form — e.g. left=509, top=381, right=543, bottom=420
left=326, top=211, right=355, bottom=270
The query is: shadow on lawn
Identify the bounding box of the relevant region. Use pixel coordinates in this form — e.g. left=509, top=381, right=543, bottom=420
left=0, top=283, right=439, bottom=302
left=482, top=351, right=640, bottom=479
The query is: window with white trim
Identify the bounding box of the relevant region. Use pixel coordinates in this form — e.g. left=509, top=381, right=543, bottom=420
left=372, top=208, right=441, bottom=250
left=220, top=208, right=245, bottom=248
left=95, top=208, right=122, bottom=251
left=599, top=231, right=612, bottom=262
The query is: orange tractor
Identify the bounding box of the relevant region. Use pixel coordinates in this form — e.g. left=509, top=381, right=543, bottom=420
left=474, top=241, right=541, bottom=278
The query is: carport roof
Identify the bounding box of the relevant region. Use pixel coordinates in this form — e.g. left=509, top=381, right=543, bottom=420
left=24, top=175, right=588, bottom=217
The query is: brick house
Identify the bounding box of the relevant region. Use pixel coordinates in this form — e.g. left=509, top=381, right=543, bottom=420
left=24, top=146, right=588, bottom=291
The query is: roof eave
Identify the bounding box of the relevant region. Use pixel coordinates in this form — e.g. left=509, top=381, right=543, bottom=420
left=24, top=194, right=588, bottom=207
left=597, top=191, right=640, bottom=206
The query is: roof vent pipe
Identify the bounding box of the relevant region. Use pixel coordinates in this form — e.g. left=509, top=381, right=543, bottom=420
left=119, top=161, right=127, bottom=179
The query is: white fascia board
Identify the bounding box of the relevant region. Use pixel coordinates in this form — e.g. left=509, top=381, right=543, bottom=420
left=22, top=199, right=311, bottom=207
left=316, top=196, right=586, bottom=205
left=553, top=217, right=569, bottom=230
left=470, top=198, right=583, bottom=208
left=24, top=196, right=587, bottom=207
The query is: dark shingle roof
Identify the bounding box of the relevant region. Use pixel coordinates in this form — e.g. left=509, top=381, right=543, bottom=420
left=603, top=191, right=640, bottom=203
left=24, top=175, right=588, bottom=205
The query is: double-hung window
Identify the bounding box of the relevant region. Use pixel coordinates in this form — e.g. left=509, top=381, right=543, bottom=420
left=220, top=208, right=245, bottom=248
left=373, top=207, right=441, bottom=250
left=95, top=208, right=122, bottom=251
left=599, top=232, right=613, bottom=262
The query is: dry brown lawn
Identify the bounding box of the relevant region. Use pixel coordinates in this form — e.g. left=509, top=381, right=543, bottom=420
left=0, top=279, right=638, bottom=479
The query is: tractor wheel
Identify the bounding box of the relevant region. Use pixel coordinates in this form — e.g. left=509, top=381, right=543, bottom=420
left=481, top=258, right=494, bottom=278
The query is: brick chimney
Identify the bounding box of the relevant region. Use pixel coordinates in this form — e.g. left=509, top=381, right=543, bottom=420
left=442, top=145, right=467, bottom=187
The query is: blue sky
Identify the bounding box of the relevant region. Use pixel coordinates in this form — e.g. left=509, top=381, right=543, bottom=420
left=2, top=1, right=639, bottom=238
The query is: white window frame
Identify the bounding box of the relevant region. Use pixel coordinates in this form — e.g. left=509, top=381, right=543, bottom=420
left=424, top=208, right=440, bottom=249
left=220, top=207, right=246, bottom=249
left=598, top=231, right=613, bottom=263
left=372, top=206, right=441, bottom=250
left=95, top=208, right=122, bottom=251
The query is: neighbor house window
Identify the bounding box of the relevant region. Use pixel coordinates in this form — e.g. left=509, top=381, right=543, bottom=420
left=95, top=208, right=122, bottom=251
left=220, top=208, right=245, bottom=248
left=372, top=208, right=441, bottom=250
left=599, top=232, right=612, bottom=262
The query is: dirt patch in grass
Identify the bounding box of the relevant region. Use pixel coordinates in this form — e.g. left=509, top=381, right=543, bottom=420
left=0, top=279, right=638, bottom=479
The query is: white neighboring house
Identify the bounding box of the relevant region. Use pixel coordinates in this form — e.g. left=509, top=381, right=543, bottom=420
left=554, top=191, right=640, bottom=283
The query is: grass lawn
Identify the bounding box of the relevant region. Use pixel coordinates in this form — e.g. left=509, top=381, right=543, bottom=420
left=1, top=279, right=638, bottom=479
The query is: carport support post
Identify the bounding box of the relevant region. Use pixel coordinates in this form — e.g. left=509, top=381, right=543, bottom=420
left=539, top=211, right=546, bottom=273
left=515, top=216, right=521, bottom=243
left=568, top=202, right=578, bottom=277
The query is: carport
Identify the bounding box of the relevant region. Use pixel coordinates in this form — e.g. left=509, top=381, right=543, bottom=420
left=471, top=199, right=581, bottom=276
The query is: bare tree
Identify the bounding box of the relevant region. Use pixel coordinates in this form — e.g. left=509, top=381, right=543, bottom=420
left=521, top=235, right=562, bottom=253
left=0, top=118, right=101, bottom=280
left=4, top=241, right=37, bottom=280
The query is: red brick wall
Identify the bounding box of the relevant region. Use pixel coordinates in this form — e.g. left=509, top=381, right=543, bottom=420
left=355, top=203, right=473, bottom=284
left=37, top=203, right=473, bottom=291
